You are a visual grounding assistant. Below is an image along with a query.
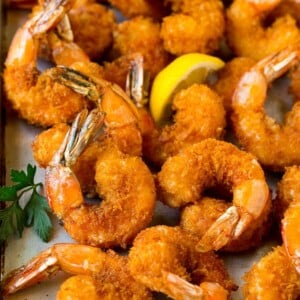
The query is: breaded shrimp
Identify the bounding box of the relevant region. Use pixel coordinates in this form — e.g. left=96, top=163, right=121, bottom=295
left=231, top=46, right=300, bottom=171
left=48, top=65, right=143, bottom=156
left=273, top=165, right=300, bottom=222
left=213, top=57, right=256, bottom=113
left=280, top=166, right=300, bottom=273
left=107, top=0, right=169, bottom=20
left=125, top=54, right=226, bottom=166
left=68, top=0, right=116, bottom=61
left=160, top=0, right=225, bottom=55
left=32, top=123, right=104, bottom=194
left=3, top=0, right=95, bottom=127
left=2, top=243, right=153, bottom=299
left=45, top=109, right=156, bottom=248
left=180, top=197, right=272, bottom=252
left=226, top=0, right=300, bottom=60
left=157, top=138, right=271, bottom=251
left=243, top=246, right=300, bottom=299
left=107, top=16, right=171, bottom=86
left=32, top=0, right=116, bottom=61
left=145, top=84, right=226, bottom=166
left=128, top=226, right=237, bottom=300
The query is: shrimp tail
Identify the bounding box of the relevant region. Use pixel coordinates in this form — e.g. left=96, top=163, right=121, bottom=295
left=30, top=0, right=75, bottom=36
left=50, top=108, right=106, bottom=167
left=1, top=248, right=60, bottom=296
left=125, top=53, right=150, bottom=108
left=49, top=65, right=140, bottom=118
left=197, top=179, right=270, bottom=252
left=196, top=206, right=240, bottom=252
left=258, top=45, right=300, bottom=83
left=55, top=14, right=74, bottom=42
left=48, top=66, right=101, bottom=102
left=163, top=271, right=229, bottom=300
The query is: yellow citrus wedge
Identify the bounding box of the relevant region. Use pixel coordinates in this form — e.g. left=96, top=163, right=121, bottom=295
left=150, top=53, right=225, bottom=126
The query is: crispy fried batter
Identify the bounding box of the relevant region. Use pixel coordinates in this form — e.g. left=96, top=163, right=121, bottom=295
left=144, top=84, right=226, bottom=166
left=181, top=197, right=272, bottom=252
left=226, top=0, right=300, bottom=60
left=160, top=0, right=225, bottom=55
left=128, top=225, right=237, bottom=299
left=243, top=246, right=300, bottom=299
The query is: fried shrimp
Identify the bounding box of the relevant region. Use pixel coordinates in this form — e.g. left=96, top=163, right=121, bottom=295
left=32, top=123, right=104, bottom=194
left=68, top=0, right=116, bottom=61
left=145, top=84, right=226, bottom=166
left=2, top=243, right=153, bottom=299
left=226, top=0, right=300, bottom=60
left=243, top=246, right=300, bottom=299
left=157, top=138, right=271, bottom=251
left=48, top=65, right=143, bottom=156
left=32, top=0, right=116, bottom=61
left=125, top=54, right=226, bottom=166
left=160, top=0, right=225, bottom=56
left=231, top=46, right=300, bottom=171
left=213, top=57, right=256, bottom=113
left=3, top=0, right=99, bottom=127
left=279, top=166, right=300, bottom=273
left=180, top=197, right=271, bottom=252
left=45, top=109, right=156, bottom=248
left=107, top=16, right=171, bottom=86
left=32, top=61, right=145, bottom=193
left=128, top=226, right=237, bottom=300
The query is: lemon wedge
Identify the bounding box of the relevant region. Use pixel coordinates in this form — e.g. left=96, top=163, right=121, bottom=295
left=150, top=53, right=225, bottom=125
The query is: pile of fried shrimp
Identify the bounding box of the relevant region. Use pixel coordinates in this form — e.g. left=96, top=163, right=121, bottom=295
left=3, top=0, right=300, bottom=299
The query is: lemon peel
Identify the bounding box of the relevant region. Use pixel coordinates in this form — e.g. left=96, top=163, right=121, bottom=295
left=150, top=53, right=225, bottom=125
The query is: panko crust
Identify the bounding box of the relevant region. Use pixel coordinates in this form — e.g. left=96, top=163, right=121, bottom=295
left=157, top=138, right=266, bottom=208
left=128, top=225, right=237, bottom=295
left=161, top=0, right=225, bottom=55
left=144, top=84, right=226, bottom=166
left=111, top=16, right=171, bottom=82
left=243, top=246, right=300, bottom=300
left=4, top=64, right=90, bottom=127
left=226, top=0, right=300, bottom=60
left=213, top=57, right=256, bottom=113
left=274, top=166, right=300, bottom=223
left=64, top=146, right=156, bottom=248
left=69, top=1, right=116, bottom=60
left=181, top=197, right=272, bottom=252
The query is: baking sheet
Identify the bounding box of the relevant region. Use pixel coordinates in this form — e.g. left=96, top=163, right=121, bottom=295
left=1, top=4, right=286, bottom=300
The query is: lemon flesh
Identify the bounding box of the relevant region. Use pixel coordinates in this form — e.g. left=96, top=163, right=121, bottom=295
left=150, top=53, right=225, bottom=126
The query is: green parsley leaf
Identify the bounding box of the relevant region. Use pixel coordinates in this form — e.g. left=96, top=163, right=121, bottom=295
left=24, top=190, right=52, bottom=242
left=0, top=164, right=52, bottom=242
left=0, top=186, right=18, bottom=202
left=10, top=164, right=36, bottom=190
left=0, top=206, right=16, bottom=240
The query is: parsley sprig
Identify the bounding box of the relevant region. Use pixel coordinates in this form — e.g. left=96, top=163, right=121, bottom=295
left=0, top=164, right=52, bottom=242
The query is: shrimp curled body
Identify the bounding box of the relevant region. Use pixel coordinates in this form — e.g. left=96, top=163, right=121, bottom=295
left=243, top=246, right=300, bottom=300
left=226, top=0, right=300, bottom=60
left=144, top=84, right=226, bottom=166
left=231, top=46, right=300, bottom=171
left=180, top=197, right=271, bottom=252
left=3, top=0, right=94, bottom=127
left=157, top=138, right=271, bottom=251
left=128, top=225, right=237, bottom=300
left=160, top=0, right=225, bottom=56
left=45, top=109, right=156, bottom=248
